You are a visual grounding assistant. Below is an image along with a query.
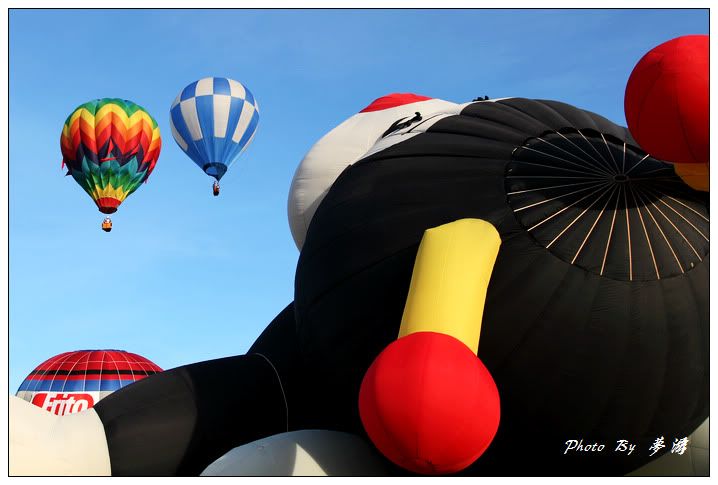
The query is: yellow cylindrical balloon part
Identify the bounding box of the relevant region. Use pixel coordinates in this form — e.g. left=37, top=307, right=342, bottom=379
left=674, top=162, right=709, bottom=192
left=399, top=218, right=501, bottom=354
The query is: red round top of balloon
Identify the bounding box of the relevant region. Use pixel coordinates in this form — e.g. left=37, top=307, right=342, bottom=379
left=16, top=350, right=163, bottom=415
left=624, top=35, right=708, bottom=165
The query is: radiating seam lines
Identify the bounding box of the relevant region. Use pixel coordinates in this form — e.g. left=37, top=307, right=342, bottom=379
left=509, top=157, right=608, bottom=177
left=119, top=351, right=136, bottom=385
left=514, top=181, right=605, bottom=212
left=621, top=142, right=627, bottom=174
left=527, top=182, right=612, bottom=232
left=663, top=194, right=710, bottom=223
left=506, top=175, right=598, bottom=179
left=547, top=184, right=614, bottom=248
left=646, top=197, right=703, bottom=261
left=81, top=353, right=90, bottom=393
left=556, top=131, right=610, bottom=172
left=533, top=138, right=612, bottom=175
left=600, top=133, right=620, bottom=172
left=629, top=184, right=660, bottom=279
left=629, top=176, right=684, bottom=182
left=579, top=130, right=614, bottom=173
left=634, top=190, right=684, bottom=274
left=600, top=185, right=621, bottom=275
left=645, top=189, right=709, bottom=242
left=99, top=351, right=107, bottom=394
left=509, top=130, right=708, bottom=281
left=640, top=166, right=677, bottom=176
left=28, top=353, right=65, bottom=394
left=108, top=354, right=122, bottom=395
left=507, top=180, right=598, bottom=195
left=625, top=154, right=651, bottom=174
left=573, top=186, right=617, bottom=264
left=50, top=352, right=75, bottom=395
left=61, top=352, right=85, bottom=394
left=624, top=187, right=633, bottom=281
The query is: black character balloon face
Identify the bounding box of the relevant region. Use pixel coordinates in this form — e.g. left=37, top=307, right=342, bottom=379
left=290, top=96, right=709, bottom=476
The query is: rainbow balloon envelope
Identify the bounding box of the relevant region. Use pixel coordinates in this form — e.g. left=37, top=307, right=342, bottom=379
left=61, top=98, right=161, bottom=215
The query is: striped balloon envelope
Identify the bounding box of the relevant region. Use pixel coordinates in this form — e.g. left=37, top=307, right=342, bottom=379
left=16, top=350, right=163, bottom=416
left=169, top=77, right=259, bottom=185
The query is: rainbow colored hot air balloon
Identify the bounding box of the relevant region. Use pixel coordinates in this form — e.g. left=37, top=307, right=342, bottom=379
left=60, top=98, right=161, bottom=231
left=16, top=350, right=163, bottom=415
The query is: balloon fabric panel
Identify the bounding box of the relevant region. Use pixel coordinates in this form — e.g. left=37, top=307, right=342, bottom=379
left=293, top=98, right=708, bottom=475
left=16, top=350, right=163, bottom=415
left=60, top=99, right=161, bottom=213
left=624, top=35, right=709, bottom=165
left=17, top=350, right=163, bottom=394
left=94, top=353, right=289, bottom=476
left=169, top=77, right=260, bottom=181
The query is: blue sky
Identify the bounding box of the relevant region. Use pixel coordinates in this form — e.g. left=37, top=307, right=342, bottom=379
left=8, top=8, right=709, bottom=393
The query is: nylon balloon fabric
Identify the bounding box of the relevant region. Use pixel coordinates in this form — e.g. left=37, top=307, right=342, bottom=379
left=169, top=77, right=259, bottom=181
left=624, top=35, right=709, bottom=165
left=293, top=98, right=709, bottom=476
left=60, top=99, right=162, bottom=214
left=16, top=350, right=163, bottom=415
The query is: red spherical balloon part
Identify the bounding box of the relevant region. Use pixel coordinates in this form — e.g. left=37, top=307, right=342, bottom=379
left=624, top=35, right=708, bottom=165
left=359, top=331, right=500, bottom=475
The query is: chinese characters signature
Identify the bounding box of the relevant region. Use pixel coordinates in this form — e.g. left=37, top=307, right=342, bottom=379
left=564, top=437, right=690, bottom=456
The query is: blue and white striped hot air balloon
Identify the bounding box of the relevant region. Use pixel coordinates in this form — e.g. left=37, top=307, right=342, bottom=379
left=169, top=77, right=259, bottom=195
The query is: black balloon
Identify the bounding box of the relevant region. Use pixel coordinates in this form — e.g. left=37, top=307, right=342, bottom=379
left=94, top=98, right=708, bottom=476
left=294, top=98, right=709, bottom=475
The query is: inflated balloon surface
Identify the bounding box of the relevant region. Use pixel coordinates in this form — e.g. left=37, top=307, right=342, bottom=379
left=61, top=99, right=161, bottom=214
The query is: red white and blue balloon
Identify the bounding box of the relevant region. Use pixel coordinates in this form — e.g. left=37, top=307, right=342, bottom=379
left=16, top=350, right=163, bottom=415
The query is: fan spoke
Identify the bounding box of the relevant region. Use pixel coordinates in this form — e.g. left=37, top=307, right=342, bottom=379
left=507, top=130, right=708, bottom=281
